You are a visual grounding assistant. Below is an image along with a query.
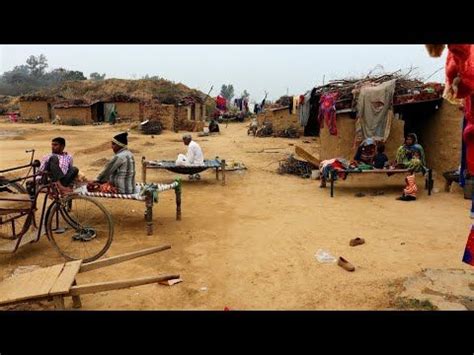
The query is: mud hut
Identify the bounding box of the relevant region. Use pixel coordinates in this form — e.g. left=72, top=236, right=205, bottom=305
left=102, top=94, right=143, bottom=122
left=19, top=95, right=56, bottom=122
left=52, top=99, right=98, bottom=125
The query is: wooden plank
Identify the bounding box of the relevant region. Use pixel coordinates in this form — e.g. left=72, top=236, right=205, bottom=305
left=49, top=260, right=83, bottom=296
left=295, top=145, right=320, bottom=167
left=79, top=245, right=171, bottom=273
left=69, top=274, right=180, bottom=296
left=0, top=263, right=65, bottom=306
left=351, top=169, right=409, bottom=174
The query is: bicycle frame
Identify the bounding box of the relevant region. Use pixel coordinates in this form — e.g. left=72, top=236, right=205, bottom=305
left=0, top=150, right=62, bottom=252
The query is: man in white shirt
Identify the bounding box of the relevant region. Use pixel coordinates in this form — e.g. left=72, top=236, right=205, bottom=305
left=176, top=134, right=204, bottom=179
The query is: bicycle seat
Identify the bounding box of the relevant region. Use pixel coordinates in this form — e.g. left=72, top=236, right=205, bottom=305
left=0, top=192, right=32, bottom=214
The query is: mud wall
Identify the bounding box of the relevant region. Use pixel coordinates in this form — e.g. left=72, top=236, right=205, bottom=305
left=423, top=100, right=463, bottom=174
left=320, top=113, right=405, bottom=161
left=53, top=107, right=92, bottom=124
left=19, top=101, right=51, bottom=121
left=257, top=108, right=304, bottom=134
left=115, top=102, right=142, bottom=121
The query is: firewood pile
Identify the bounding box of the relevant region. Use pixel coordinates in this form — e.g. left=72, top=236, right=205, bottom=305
left=314, top=68, right=444, bottom=109
left=140, top=120, right=162, bottom=135
left=275, top=127, right=300, bottom=139
left=278, top=155, right=316, bottom=178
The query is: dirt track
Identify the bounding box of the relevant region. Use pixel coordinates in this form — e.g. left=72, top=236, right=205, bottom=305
left=0, top=121, right=472, bottom=310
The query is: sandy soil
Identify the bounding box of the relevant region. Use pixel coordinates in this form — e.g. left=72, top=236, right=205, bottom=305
left=0, top=121, right=472, bottom=310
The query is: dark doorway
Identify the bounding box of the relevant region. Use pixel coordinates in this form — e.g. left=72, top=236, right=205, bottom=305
left=96, top=102, right=105, bottom=122
left=304, top=116, right=319, bottom=136
left=395, top=99, right=442, bottom=147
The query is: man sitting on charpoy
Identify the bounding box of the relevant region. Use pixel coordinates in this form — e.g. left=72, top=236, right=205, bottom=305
left=89, top=132, right=136, bottom=194
left=36, top=137, right=79, bottom=194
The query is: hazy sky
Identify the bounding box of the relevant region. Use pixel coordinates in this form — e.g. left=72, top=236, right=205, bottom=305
left=0, top=45, right=447, bottom=101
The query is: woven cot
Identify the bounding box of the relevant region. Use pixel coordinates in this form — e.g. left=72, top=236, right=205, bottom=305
left=141, top=158, right=226, bottom=185
left=74, top=181, right=182, bottom=236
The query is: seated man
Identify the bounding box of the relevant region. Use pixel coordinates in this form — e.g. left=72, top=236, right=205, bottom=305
left=94, top=132, right=136, bottom=194
left=176, top=134, right=204, bottom=180
left=395, top=133, right=426, bottom=173
left=209, top=118, right=220, bottom=133
left=37, top=137, right=79, bottom=193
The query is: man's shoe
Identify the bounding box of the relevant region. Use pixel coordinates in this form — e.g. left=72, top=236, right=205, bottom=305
left=337, top=257, right=355, bottom=272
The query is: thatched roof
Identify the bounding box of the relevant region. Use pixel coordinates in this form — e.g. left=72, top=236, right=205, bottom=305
left=33, top=79, right=210, bottom=105
left=102, top=93, right=141, bottom=103
left=53, top=99, right=98, bottom=109
left=19, top=94, right=64, bottom=102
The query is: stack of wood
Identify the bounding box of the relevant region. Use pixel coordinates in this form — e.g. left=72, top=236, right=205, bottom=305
left=140, top=120, right=162, bottom=135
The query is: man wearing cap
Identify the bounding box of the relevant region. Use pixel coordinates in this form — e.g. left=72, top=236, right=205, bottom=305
left=95, top=132, right=136, bottom=194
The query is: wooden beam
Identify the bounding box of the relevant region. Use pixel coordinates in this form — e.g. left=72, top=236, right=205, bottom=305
left=69, top=274, right=180, bottom=296
left=79, top=245, right=171, bottom=273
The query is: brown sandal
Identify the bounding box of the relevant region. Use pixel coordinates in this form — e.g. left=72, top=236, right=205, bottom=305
left=337, top=257, right=355, bottom=272
left=350, top=237, right=365, bottom=247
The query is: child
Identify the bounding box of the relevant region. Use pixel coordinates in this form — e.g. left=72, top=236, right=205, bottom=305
left=396, top=169, right=417, bottom=201
left=374, top=144, right=389, bottom=169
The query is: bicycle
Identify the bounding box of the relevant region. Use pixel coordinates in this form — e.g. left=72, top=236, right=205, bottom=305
left=0, top=150, right=114, bottom=263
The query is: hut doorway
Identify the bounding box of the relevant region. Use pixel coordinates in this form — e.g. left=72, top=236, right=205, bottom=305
left=304, top=116, right=319, bottom=136
left=395, top=99, right=442, bottom=147
left=95, top=102, right=105, bottom=122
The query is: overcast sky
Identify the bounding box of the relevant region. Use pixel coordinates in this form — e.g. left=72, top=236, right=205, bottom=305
left=0, top=45, right=447, bottom=101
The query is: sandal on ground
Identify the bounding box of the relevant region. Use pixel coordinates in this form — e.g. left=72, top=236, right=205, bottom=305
left=337, top=257, right=355, bottom=272
left=350, top=237, right=365, bottom=247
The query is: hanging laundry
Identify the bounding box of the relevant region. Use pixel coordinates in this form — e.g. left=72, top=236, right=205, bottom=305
left=292, top=96, right=300, bottom=115
left=299, top=92, right=311, bottom=127
left=355, top=79, right=396, bottom=144
left=318, top=92, right=338, bottom=136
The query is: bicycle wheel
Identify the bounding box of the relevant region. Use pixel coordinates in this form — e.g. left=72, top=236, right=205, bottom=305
left=46, top=195, right=113, bottom=263
left=0, top=181, right=32, bottom=240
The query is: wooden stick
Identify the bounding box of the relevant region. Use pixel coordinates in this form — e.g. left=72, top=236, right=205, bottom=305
left=69, top=274, right=180, bottom=296
left=79, top=245, right=171, bottom=273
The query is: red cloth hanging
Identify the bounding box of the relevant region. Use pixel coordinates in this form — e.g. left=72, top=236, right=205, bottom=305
left=318, top=92, right=338, bottom=136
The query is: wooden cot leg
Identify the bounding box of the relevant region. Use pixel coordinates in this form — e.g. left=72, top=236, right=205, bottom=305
left=216, top=167, right=219, bottom=180
left=221, top=159, right=226, bottom=186
left=428, top=169, right=433, bottom=196
left=53, top=295, right=65, bottom=310
left=330, top=171, right=334, bottom=198
left=145, top=193, right=153, bottom=236
left=141, top=156, right=147, bottom=184
left=175, top=187, right=182, bottom=221
left=71, top=279, right=82, bottom=309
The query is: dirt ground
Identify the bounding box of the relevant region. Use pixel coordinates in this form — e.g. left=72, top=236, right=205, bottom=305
left=0, top=120, right=473, bottom=310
